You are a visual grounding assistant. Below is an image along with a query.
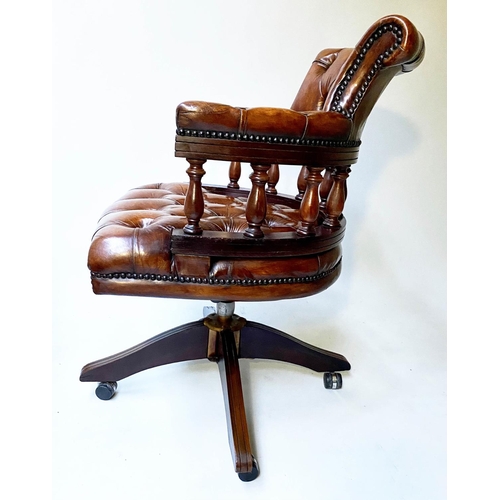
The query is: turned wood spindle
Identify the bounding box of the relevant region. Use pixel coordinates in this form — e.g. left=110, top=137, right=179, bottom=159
left=297, top=166, right=323, bottom=236
left=295, top=165, right=309, bottom=201
left=228, top=161, right=242, bottom=189
left=266, top=164, right=280, bottom=195
left=323, top=166, right=351, bottom=228
left=244, top=164, right=270, bottom=238
left=320, top=166, right=334, bottom=209
left=183, top=158, right=206, bottom=235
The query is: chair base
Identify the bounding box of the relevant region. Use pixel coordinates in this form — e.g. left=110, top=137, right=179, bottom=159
left=80, top=307, right=351, bottom=481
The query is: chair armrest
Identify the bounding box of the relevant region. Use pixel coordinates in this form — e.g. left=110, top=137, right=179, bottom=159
left=175, top=104, right=359, bottom=167
left=174, top=14, right=424, bottom=238
left=175, top=105, right=360, bottom=238
left=176, top=101, right=353, bottom=145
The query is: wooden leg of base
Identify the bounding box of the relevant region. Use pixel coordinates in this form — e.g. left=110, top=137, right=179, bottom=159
left=80, top=320, right=209, bottom=382
left=217, top=329, right=254, bottom=474
left=239, top=321, right=351, bottom=373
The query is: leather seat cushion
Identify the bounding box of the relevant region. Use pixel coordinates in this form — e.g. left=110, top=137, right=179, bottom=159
left=91, top=182, right=301, bottom=239
left=88, top=182, right=342, bottom=288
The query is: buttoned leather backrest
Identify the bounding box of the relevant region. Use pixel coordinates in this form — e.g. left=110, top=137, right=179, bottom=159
left=291, top=48, right=353, bottom=112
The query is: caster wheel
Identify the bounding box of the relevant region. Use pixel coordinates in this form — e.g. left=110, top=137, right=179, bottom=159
left=238, top=456, right=260, bottom=482
left=323, top=372, right=342, bottom=390
left=95, top=381, right=117, bottom=400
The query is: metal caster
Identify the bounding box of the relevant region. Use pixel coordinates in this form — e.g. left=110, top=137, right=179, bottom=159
left=323, top=372, right=342, bottom=390
left=95, top=381, right=117, bottom=400
left=238, top=456, right=260, bottom=482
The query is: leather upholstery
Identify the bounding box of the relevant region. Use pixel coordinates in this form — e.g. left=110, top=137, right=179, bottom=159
left=79, top=18, right=426, bottom=481
left=88, top=183, right=343, bottom=301
left=291, top=48, right=353, bottom=112
left=176, top=102, right=353, bottom=143
left=176, top=15, right=424, bottom=143
left=87, top=14, right=424, bottom=303
left=92, top=182, right=302, bottom=237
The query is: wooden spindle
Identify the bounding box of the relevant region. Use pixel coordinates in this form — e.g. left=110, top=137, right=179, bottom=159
left=244, top=164, right=270, bottom=238
left=295, top=165, right=309, bottom=201
left=266, top=164, right=280, bottom=195
left=183, top=158, right=206, bottom=235
left=297, top=166, right=323, bottom=236
left=228, top=161, right=241, bottom=189
left=323, top=166, right=351, bottom=228
left=319, top=166, right=334, bottom=209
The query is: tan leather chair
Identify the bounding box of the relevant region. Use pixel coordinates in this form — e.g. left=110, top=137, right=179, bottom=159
left=80, top=15, right=425, bottom=481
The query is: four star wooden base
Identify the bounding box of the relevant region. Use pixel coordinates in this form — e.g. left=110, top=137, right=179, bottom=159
left=80, top=304, right=349, bottom=481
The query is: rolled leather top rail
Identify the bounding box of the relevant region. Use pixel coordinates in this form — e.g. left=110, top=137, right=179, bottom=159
left=176, top=14, right=424, bottom=144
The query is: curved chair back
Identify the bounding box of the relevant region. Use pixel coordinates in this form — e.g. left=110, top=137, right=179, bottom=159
left=292, top=15, right=425, bottom=140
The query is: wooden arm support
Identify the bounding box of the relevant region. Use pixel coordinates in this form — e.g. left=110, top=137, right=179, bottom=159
left=244, top=164, right=270, bottom=238
left=323, top=166, right=351, bottom=228
left=176, top=134, right=359, bottom=238
left=297, top=166, right=323, bottom=236
left=183, top=159, right=206, bottom=235
left=176, top=15, right=424, bottom=237
left=228, top=161, right=241, bottom=189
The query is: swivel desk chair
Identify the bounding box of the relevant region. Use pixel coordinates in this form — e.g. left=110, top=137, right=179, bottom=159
left=80, top=15, right=425, bottom=481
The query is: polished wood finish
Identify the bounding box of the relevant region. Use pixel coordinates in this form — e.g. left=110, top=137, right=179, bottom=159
left=228, top=161, right=241, bottom=189
left=175, top=135, right=359, bottom=166
left=80, top=313, right=350, bottom=477
left=217, top=329, right=254, bottom=474
left=174, top=133, right=359, bottom=237
left=320, top=166, right=334, bottom=208
left=296, top=165, right=309, bottom=201
left=297, top=166, right=324, bottom=235
left=80, top=311, right=351, bottom=476
left=170, top=222, right=346, bottom=259
left=240, top=321, right=351, bottom=372
left=266, top=163, right=280, bottom=194
left=244, top=164, right=271, bottom=238
left=79, top=321, right=209, bottom=382
left=183, top=159, right=206, bottom=235
left=323, top=166, right=351, bottom=228
left=82, top=15, right=425, bottom=479
left=80, top=317, right=350, bottom=383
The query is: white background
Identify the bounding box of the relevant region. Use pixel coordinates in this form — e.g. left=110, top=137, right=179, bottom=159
left=4, top=1, right=478, bottom=499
